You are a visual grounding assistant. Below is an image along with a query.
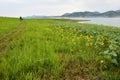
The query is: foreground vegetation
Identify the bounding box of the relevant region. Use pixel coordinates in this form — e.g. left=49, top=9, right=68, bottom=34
left=0, top=17, right=120, bottom=80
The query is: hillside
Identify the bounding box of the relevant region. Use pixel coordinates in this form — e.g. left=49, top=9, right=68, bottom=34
left=62, top=10, right=120, bottom=17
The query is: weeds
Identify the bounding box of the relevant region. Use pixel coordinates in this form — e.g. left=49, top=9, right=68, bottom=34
left=0, top=18, right=120, bottom=80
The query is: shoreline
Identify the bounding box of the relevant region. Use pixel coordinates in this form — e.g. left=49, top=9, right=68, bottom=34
left=68, top=18, right=90, bottom=23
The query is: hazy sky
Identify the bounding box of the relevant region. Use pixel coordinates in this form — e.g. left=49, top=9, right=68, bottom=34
left=0, top=0, right=120, bottom=17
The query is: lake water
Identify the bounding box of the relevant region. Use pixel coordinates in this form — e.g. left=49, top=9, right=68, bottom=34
left=67, top=17, right=120, bottom=27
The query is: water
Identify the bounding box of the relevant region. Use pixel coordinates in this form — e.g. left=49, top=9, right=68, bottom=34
left=67, top=17, right=120, bottom=27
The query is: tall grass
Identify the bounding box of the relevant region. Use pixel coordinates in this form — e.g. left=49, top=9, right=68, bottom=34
left=0, top=17, right=19, bottom=37
left=0, top=18, right=120, bottom=80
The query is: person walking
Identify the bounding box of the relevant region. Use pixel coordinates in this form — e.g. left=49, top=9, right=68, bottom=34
left=19, top=16, right=23, bottom=21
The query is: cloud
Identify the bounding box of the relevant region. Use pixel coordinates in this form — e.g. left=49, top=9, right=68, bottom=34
left=0, top=0, right=24, bottom=4
left=0, top=0, right=120, bottom=17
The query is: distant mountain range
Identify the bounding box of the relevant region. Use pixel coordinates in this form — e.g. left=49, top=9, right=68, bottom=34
left=25, top=15, right=59, bottom=18
left=62, top=9, right=120, bottom=17
left=26, top=9, right=120, bottom=18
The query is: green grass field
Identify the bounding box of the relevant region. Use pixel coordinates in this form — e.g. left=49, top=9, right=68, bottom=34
left=0, top=17, right=120, bottom=80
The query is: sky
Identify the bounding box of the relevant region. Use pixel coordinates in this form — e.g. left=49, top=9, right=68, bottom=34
left=0, top=0, right=120, bottom=17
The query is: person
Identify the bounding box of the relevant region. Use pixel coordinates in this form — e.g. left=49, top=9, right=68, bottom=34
left=19, top=16, right=23, bottom=21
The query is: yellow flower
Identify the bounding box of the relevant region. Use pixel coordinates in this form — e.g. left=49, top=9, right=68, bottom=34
left=69, top=27, right=72, bottom=30
left=72, top=38, right=75, bottom=42
left=100, top=41, right=104, bottom=46
left=90, top=35, right=93, bottom=38
left=80, top=34, right=83, bottom=37
left=88, top=42, right=93, bottom=46
left=85, top=36, right=91, bottom=41
left=100, top=60, right=104, bottom=64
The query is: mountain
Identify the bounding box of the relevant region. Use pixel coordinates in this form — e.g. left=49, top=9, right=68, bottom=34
left=25, top=15, right=59, bottom=18
left=62, top=10, right=120, bottom=17
left=116, top=9, right=120, bottom=12
left=26, top=15, right=46, bottom=18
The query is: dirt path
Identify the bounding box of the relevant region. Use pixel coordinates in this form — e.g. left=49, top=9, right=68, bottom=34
left=0, top=22, right=26, bottom=53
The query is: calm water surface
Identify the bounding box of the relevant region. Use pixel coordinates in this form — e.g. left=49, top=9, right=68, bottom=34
left=68, top=17, right=120, bottom=27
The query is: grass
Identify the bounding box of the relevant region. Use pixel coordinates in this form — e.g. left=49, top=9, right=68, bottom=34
left=0, top=18, right=120, bottom=80
left=0, top=17, right=19, bottom=37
